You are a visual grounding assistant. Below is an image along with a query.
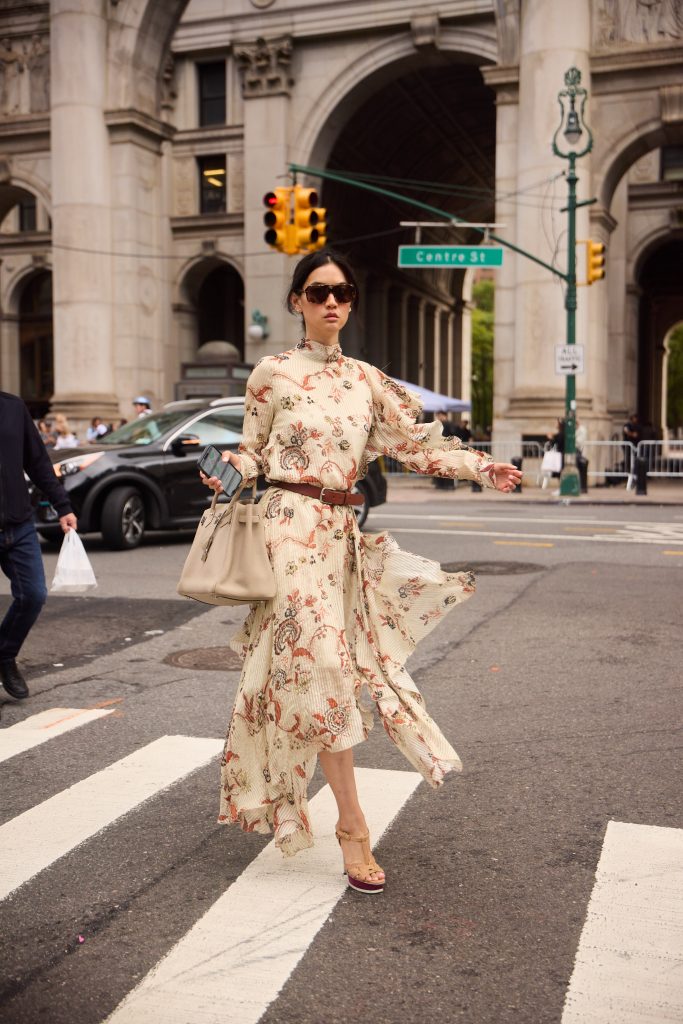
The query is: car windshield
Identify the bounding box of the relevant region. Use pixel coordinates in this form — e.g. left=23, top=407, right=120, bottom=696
left=99, top=410, right=197, bottom=446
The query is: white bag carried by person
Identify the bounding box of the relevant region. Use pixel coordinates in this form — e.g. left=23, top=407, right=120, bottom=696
left=51, top=530, right=97, bottom=594
left=541, top=448, right=562, bottom=474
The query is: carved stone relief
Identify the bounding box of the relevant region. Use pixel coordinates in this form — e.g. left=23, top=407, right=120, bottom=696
left=174, top=157, right=196, bottom=217
left=0, top=35, right=50, bottom=116
left=594, top=0, right=682, bottom=49
left=228, top=153, right=244, bottom=214
left=0, top=37, right=24, bottom=115
left=629, top=150, right=659, bottom=182
left=495, top=0, right=520, bottom=65
left=161, top=54, right=177, bottom=116
left=234, top=36, right=294, bottom=97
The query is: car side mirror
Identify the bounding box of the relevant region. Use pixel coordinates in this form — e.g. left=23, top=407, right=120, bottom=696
left=170, top=434, right=200, bottom=456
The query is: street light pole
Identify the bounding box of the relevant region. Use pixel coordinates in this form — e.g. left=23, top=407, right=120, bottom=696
left=552, top=67, right=594, bottom=498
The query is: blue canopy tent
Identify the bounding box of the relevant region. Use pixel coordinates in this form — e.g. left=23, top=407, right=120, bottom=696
left=392, top=379, right=471, bottom=414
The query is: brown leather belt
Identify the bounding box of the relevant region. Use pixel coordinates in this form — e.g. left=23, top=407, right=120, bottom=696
left=267, top=480, right=364, bottom=507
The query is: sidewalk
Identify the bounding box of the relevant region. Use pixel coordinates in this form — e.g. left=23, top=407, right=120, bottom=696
left=385, top=475, right=683, bottom=505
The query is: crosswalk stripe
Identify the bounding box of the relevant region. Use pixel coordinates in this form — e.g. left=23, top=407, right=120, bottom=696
left=561, top=820, right=683, bottom=1023
left=0, top=735, right=222, bottom=902
left=0, top=707, right=115, bottom=765
left=388, top=526, right=683, bottom=546
left=106, top=767, right=421, bottom=1024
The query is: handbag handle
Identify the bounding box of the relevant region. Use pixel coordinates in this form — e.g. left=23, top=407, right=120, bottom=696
left=208, top=479, right=257, bottom=514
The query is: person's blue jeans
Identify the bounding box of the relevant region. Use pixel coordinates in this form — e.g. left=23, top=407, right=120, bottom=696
left=0, top=519, right=48, bottom=661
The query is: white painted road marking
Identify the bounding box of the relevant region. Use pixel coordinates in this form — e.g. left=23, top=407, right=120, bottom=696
left=377, top=512, right=683, bottom=529
left=562, top=820, right=683, bottom=1023
left=383, top=526, right=683, bottom=546
left=0, top=735, right=222, bottom=901
left=106, top=767, right=421, bottom=1024
left=0, top=707, right=115, bottom=765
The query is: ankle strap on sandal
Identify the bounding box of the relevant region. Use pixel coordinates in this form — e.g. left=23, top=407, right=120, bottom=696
left=335, top=828, right=370, bottom=843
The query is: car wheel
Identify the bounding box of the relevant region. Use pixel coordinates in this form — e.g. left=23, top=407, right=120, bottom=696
left=352, top=482, right=369, bottom=529
left=101, top=487, right=146, bottom=550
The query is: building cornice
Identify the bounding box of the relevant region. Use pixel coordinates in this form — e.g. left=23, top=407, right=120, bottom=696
left=172, top=0, right=493, bottom=53
left=104, top=109, right=176, bottom=152
left=0, top=114, right=49, bottom=152
left=170, top=213, right=244, bottom=238
left=590, top=44, right=683, bottom=82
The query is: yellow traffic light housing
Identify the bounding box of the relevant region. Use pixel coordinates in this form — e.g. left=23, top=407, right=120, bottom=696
left=586, top=239, right=606, bottom=285
left=293, top=185, right=327, bottom=251
left=263, top=188, right=292, bottom=252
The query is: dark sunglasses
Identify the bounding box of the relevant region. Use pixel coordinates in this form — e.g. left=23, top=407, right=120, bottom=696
left=301, top=283, right=357, bottom=305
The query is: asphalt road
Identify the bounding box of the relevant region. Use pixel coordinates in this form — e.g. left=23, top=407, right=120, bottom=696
left=0, top=493, right=681, bottom=1023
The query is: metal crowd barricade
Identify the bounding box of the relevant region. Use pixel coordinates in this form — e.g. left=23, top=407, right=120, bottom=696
left=636, top=439, right=683, bottom=478
left=580, top=440, right=637, bottom=488
left=378, top=440, right=544, bottom=483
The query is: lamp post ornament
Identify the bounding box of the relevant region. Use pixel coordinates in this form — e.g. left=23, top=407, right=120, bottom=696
left=552, top=66, right=594, bottom=498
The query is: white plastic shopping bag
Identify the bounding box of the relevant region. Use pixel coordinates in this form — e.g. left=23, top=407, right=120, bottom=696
left=541, top=448, right=562, bottom=474
left=51, top=530, right=97, bottom=594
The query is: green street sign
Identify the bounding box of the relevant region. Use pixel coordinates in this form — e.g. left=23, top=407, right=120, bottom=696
left=398, top=245, right=504, bottom=268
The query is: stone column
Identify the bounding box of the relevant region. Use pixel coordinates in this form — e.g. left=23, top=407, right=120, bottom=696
left=502, top=0, right=591, bottom=441
left=237, top=36, right=298, bottom=360
left=106, top=114, right=174, bottom=417
left=50, top=0, right=118, bottom=422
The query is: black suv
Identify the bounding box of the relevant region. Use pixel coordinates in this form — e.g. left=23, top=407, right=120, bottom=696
left=33, top=397, right=387, bottom=549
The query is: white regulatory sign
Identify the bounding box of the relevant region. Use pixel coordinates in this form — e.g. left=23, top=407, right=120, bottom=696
left=555, top=344, right=584, bottom=375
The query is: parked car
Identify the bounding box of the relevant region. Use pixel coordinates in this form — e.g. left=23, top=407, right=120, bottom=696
left=32, top=397, right=387, bottom=549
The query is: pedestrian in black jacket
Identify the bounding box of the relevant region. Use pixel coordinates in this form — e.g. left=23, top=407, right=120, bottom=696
left=0, top=391, right=77, bottom=703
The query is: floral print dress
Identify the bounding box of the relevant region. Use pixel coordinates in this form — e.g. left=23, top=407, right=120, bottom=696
left=218, top=339, right=496, bottom=856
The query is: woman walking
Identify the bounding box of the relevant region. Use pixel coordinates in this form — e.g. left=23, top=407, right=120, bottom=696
left=203, top=249, right=521, bottom=893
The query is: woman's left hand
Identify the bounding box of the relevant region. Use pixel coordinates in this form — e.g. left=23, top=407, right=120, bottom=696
left=491, top=462, right=523, bottom=493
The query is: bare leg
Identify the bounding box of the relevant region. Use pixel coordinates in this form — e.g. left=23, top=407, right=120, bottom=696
left=318, top=748, right=384, bottom=883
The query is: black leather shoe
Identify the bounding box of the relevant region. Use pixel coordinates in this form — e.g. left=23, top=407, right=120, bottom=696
left=0, top=659, right=29, bottom=700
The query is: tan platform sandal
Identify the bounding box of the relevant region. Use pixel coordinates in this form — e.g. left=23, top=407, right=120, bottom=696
left=335, top=827, right=385, bottom=894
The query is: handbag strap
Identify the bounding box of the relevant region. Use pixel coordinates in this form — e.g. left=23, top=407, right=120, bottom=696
left=208, top=479, right=257, bottom=514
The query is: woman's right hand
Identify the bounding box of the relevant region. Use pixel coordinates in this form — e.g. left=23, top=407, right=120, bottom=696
left=199, top=450, right=243, bottom=494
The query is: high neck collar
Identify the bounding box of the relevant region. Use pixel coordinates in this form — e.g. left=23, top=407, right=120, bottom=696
left=296, top=338, right=342, bottom=363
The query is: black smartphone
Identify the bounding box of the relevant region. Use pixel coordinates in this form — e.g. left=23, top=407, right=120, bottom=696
left=198, top=445, right=243, bottom=497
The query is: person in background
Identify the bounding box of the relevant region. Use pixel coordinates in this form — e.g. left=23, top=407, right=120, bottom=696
left=575, top=419, right=588, bottom=453
left=37, top=419, right=55, bottom=446
left=433, top=411, right=456, bottom=490
left=86, top=416, right=108, bottom=443
left=0, top=391, right=77, bottom=705
left=53, top=413, right=78, bottom=450
left=133, top=396, right=152, bottom=419
left=622, top=412, right=640, bottom=475
left=454, top=417, right=472, bottom=445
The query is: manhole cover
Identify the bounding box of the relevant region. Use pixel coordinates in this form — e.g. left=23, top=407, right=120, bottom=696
left=164, top=646, right=243, bottom=671
left=441, top=561, right=545, bottom=576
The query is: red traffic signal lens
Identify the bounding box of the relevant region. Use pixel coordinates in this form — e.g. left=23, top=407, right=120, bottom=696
left=263, top=192, right=278, bottom=207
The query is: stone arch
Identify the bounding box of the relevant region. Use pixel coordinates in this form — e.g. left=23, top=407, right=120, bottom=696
left=0, top=266, right=53, bottom=413
left=174, top=254, right=245, bottom=363
left=0, top=174, right=51, bottom=225
left=596, top=118, right=683, bottom=211
left=107, top=0, right=192, bottom=115
left=293, top=27, right=498, bottom=169
left=630, top=223, right=683, bottom=284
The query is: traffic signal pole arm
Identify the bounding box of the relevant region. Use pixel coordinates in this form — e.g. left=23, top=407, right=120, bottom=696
left=288, top=162, right=571, bottom=282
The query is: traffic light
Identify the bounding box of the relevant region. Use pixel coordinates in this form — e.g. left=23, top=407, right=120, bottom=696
left=263, top=188, right=292, bottom=252
left=586, top=239, right=606, bottom=285
left=293, top=186, right=327, bottom=251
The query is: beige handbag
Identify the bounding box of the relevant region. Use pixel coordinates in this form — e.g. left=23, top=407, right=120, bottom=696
left=177, top=483, right=276, bottom=606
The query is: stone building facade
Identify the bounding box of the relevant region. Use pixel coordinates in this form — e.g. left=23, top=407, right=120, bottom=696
left=0, top=0, right=681, bottom=444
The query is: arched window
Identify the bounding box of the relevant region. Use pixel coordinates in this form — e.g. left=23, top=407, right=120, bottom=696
left=19, top=271, right=53, bottom=417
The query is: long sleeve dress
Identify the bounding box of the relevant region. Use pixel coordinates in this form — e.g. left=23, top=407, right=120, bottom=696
left=218, top=338, right=496, bottom=856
